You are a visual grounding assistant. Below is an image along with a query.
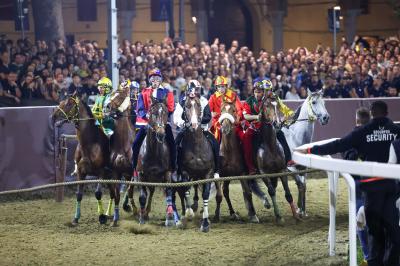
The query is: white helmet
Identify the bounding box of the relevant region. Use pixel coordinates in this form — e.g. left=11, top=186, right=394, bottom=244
left=186, top=80, right=201, bottom=98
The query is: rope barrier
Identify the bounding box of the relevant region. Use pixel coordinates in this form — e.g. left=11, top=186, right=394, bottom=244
left=0, top=169, right=320, bottom=196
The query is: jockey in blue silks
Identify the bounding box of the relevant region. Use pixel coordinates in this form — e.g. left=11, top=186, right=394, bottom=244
left=131, top=68, right=176, bottom=174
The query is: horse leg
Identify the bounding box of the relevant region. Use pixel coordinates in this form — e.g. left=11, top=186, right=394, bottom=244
left=184, top=187, right=195, bottom=220
left=72, top=181, right=84, bottom=226
left=145, top=186, right=155, bottom=220
left=106, top=183, right=114, bottom=218
left=295, top=174, right=307, bottom=217
left=138, top=186, right=147, bottom=224
left=192, top=184, right=199, bottom=212
left=200, top=182, right=211, bottom=232
left=280, top=176, right=301, bottom=221
left=240, top=180, right=258, bottom=223
left=95, top=183, right=107, bottom=224
left=111, top=183, right=121, bottom=227
left=122, top=176, right=133, bottom=212
left=165, top=187, right=177, bottom=227
left=223, top=181, right=238, bottom=220
left=264, top=177, right=284, bottom=225
left=249, top=179, right=271, bottom=209
left=213, top=181, right=223, bottom=222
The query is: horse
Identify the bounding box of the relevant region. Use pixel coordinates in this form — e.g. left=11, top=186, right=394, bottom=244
left=214, top=100, right=259, bottom=222
left=255, top=96, right=300, bottom=224
left=136, top=97, right=180, bottom=227
left=102, top=87, right=136, bottom=226
left=281, top=89, right=330, bottom=216
left=52, top=96, right=114, bottom=226
left=178, top=96, right=214, bottom=232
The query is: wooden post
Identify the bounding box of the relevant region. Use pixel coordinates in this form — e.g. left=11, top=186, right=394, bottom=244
left=55, top=136, right=67, bottom=202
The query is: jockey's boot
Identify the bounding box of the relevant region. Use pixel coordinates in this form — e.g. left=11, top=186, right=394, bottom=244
left=287, top=160, right=296, bottom=167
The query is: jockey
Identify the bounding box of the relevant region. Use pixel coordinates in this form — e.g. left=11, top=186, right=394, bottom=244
left=131, top=68, right=176, bottom=173
left=92, top=77, right=114, bottom=137
left=129, top=80, right=140, bottom=127
left=242, top=82, right=265, bottom=175
left=258, top=78, right=295, bottom=166
left=173, top=80, right=220, bottom=179
left=208, top=76, right=243, bottom=141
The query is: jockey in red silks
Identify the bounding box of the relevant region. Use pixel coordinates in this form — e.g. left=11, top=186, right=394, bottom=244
left=132, top=68, right=176, bottom=173
left=208, top=76, right=244, bottom=141
left=242, top=81, right=265, bottom=175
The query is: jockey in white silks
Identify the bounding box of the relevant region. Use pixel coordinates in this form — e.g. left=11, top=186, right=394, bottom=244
left=173, top=79, right=220, bottom=179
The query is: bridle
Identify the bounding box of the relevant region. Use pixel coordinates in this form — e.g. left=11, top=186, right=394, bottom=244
left=56, top=96, right=80, bottom=123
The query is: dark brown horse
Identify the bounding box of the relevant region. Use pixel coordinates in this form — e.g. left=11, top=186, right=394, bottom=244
left=256, top=97, right=300, bottom=224
left=216, top=100, right=259, bottom=222
left=136, top=97, right=180, bottom=227
left=179, top=96, right=214, bottom=232
left=103, top=87, right=136, bottom=225
left=52, top=96, right=113, bottom=225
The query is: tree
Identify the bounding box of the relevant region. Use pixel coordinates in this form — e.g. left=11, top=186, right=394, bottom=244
left=31, top=0, right=65, bottom=42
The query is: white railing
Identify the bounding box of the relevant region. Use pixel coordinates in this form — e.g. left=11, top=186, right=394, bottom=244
left=293, top=138, right=400, bottom=266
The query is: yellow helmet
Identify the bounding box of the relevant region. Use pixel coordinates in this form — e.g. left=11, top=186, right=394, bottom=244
left=119, top=79, right=131, bottom=91
left=97, top=77, right=112, bottom=93
left=214, top=76, right=228, bottom=86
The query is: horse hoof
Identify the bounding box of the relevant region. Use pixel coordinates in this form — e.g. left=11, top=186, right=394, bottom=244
left=165, top=218, right=175, bottom=227
left=230, top=212, right=240, bottom=221
left=122, top=203, right=132, bottom=213
left=111, top=220, right=118, bottom=227
left=185, top=208, right=195, bottom=220
left=212, top=216, right=220, bottom=223
left=71, top=218, right=79, bottom=227
left=200, top=225, right=209, bottom=233
left=139, top=218, right=145, bottom=225
left=175, top=220, right=183, bottom=229
left=263, top=199, right=271, bottom=209
left=99, top=214, right=107, bottom=225
left=276, top=217, right=284, bottom=226
left=249, top=215, right=260, bottom=223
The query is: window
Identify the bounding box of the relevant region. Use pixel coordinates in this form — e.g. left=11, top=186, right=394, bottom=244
left=77, top=0, right=97, bottom=21
left=0, top=0, right=14, bottom=21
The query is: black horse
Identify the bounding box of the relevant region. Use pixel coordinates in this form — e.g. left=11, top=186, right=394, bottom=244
left=136, top=97, right=181, bottom=227
left=178, top=96, right=214, bottom=232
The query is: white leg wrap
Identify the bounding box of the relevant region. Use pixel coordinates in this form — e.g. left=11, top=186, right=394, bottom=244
left=202, top=199, right=209, bottom=219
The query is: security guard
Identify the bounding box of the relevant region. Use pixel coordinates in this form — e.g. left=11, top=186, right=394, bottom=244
left=299, top=100, right=400, bottom=266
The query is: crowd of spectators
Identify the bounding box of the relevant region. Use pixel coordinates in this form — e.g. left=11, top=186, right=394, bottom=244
left=1, top=34, right=400, bottom=107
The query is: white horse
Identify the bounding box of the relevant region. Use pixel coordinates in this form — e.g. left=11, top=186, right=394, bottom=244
left=281, top=89, right=330, bottom=216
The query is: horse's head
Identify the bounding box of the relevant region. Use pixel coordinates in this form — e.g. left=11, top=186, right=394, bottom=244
left=307, top=89, right=330, bottom=125
left=184, top=96, right=201, bottom=131
left=106, top=87, right=130, bottom=114
left=260, top=96, right=278, bottom=124
left=148, top=96, right=168, bottom=143
left=219, top=100, right=237, bottom=135
left=52, top=96, right=80, bottom=126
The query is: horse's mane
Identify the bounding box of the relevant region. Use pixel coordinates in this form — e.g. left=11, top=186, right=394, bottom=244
left=292, top=104, right=302, bottom=121
left=80, top=99, right=95, bottom=118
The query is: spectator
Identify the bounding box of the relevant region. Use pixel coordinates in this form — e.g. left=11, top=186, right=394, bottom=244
left=43, top=76, right=59, bottom=102
left=0, top=70, right=21, bottom=104
left=285, top=86, right=300, bottom=100
left=67, top=73, right=83, bottom=96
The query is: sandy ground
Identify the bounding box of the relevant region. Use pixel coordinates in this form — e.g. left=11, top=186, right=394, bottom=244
left=0, top=176, right=350, bottom=265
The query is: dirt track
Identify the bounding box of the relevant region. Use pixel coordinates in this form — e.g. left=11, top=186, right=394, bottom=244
left=0, top=177, right=350, bottom=265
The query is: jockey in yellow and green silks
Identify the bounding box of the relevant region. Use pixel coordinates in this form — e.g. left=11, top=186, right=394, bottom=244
left=255, top=78, right=296, bottom=167
left=92, top=77, right=114, bottom=137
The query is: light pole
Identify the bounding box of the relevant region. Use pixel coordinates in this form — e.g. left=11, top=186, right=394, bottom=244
left=333, top=5, right=341, bottom=56
left=17, top=0, right=25, bottom=40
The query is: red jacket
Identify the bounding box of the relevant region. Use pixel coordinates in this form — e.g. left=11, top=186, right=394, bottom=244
left=208, top=89, right=243, bottom=127
left=136, top=86, right=175, bottom=126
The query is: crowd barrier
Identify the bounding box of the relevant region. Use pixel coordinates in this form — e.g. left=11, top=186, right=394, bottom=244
left=293, top=139, right=400, bottom=266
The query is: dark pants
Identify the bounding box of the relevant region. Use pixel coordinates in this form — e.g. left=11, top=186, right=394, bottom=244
left=175, top=128, right=220, bottom=175
left=132, top=124, right=176, bottom=171
left=355, top=178, right=369, bottom=260
left=276, top=130, right=292, bottom=163
left=361, top=180, right=400, bottom=266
